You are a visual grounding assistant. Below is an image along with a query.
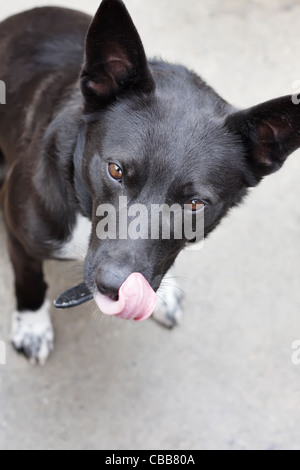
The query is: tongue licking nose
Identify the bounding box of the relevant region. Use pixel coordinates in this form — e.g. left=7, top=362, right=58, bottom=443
left=94, top=273, right=157, bottom=321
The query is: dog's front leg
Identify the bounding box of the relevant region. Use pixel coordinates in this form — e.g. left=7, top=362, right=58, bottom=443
left=152, top=274, right=185, bottom=329
left=7, top=233, right=54, bottom=365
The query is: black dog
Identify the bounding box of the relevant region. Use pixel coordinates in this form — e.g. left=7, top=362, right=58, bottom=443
left=0, top=0, right=299, bottom=364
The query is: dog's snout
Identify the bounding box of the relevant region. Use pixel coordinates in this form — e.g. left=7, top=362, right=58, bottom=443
left=96, top=276, right=119, bottom=301
left=96, top=265, right=131, bottom=301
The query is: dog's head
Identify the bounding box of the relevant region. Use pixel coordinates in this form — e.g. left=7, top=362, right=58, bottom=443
left=75, top=0, right=300, bottom=318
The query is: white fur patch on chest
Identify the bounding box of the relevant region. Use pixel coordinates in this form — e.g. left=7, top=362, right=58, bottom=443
left=56, top=214, right=92, bottom=260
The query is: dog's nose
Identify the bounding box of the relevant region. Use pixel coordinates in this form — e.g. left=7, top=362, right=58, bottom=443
left=96, top=277, right=119, bottom=301
left=96, top=266, right=130, bottom=301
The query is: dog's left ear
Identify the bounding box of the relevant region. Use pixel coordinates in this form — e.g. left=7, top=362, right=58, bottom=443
left=226, top=95, right=300, bottom=183
left=81, top=0, right=155, bottom=111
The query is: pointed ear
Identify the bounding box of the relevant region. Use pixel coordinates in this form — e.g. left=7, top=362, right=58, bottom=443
left=80, top=0, right=155, bottom=111
left=226, top=95, right=300, bottom=183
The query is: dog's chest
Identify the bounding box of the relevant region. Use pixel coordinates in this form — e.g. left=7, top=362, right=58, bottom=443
left=55, top=214, right=92, bottom=260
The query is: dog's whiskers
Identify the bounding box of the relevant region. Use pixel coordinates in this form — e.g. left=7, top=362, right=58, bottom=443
left=163, top=275, right=191, bottom=282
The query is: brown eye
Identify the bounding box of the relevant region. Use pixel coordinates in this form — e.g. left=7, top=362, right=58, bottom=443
left=185, top=199, right=205, bottom=212
left=108, top=163, right=123, bottom=181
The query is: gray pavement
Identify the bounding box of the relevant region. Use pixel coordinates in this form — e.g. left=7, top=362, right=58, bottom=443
left=0, top=0, right=300, bottom=451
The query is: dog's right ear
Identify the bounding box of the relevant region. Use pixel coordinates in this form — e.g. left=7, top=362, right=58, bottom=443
left=80, top=0, right=155, bottom=111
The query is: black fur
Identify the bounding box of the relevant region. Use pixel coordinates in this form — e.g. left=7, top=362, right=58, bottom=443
left=0, top=149, right=6, bottom=186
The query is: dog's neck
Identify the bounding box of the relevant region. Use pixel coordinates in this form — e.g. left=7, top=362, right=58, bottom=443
left=73, top=121, right=93, bottom=218
left=31, top=94, right=93, bottom=241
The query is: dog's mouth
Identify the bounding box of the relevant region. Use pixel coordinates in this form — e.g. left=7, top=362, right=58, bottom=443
left=54, top=273, right=157, bottom=322
left=94, top=273, right=157, bottom=321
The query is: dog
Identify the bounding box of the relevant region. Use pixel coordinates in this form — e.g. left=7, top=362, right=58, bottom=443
left=0, top=0, right=299, bottom=364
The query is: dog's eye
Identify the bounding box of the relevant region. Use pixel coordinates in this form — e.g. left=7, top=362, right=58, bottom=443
left=108, top=163, right=123, bottom=181
left=185, top=199, right=205, bottom=212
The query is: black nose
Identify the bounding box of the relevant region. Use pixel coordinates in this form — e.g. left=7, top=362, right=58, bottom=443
left=96, top=266, right=131, bottom=301
left=96, top=277, right=119, bottom=301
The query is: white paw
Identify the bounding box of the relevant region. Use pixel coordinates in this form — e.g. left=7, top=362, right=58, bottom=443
left=152, top=279, right=184, bottom=329
left=11, top=300, right=54, bottom=365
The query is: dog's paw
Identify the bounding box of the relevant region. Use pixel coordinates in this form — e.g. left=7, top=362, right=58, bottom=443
left=152, top=280, right=184, bottom=329
left=11, top=300, right=54, bottom=365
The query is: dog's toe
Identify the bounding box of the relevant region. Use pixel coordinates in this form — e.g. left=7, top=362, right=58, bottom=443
left=152, top=281, right=184, bottom=329
left=11, top=300, right=54, bottom=365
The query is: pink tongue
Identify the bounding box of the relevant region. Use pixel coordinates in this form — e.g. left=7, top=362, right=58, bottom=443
left=94, top=273, right=157, bottom=322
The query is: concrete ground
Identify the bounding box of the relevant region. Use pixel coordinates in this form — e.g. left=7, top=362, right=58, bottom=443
left=1, top=0, right=300, bottom=451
